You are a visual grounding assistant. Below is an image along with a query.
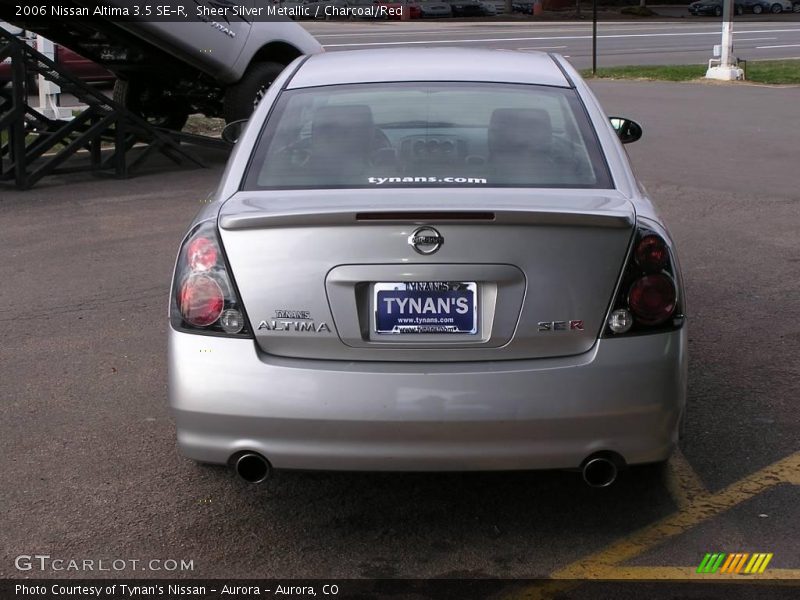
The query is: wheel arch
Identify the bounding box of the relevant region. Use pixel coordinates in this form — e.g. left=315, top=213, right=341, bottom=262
left=246, top=42, right=303, bottom=73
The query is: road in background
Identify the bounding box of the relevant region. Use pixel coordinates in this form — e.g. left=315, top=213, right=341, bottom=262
left=304, top=17, right=800, bottom=68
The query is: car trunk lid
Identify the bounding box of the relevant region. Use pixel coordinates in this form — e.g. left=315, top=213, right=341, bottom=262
left=218, top=188, right=635, bottom=361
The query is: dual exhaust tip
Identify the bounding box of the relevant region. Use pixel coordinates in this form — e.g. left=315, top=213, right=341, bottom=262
left=581, top=453, right=623, bottom=488
left=233, top=451, right=622, bottom=487
left=234, top=452, right=272, bottom=484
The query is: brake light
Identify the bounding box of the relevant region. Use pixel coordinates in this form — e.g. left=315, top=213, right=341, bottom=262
left=628, top=274, right=677, bottom=325
left=170, top=222, right=251, bottom=337
left=634, top=234, right=669, bottom=272
left=179, top=275, right=224, bottom=327
left=186, top=236, right=218, bottom=272
left=604, top=227, right=683, bottom=336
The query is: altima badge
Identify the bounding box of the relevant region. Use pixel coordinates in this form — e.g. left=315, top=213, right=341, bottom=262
left=258, top=320, right=331, bottom=333
left=408, top=226, right=443, bottom=255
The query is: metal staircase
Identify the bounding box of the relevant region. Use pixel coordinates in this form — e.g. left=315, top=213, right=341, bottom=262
left=0, top=28, right=224, bottom=190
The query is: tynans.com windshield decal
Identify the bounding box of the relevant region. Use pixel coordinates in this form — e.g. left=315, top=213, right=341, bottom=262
left=367, top=176, right=488, bottom=186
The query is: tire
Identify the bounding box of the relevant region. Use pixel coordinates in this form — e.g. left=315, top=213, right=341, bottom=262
left=736, top=4, right=743, bottom=14
left=771, top=2, right=782, bottom=11
left=714, top=6, right=722, bottom=15
left=223, top=61, right=286, bottom=123
left=113, top=79, right=189, bottom=131
left=753, top=4, right=763, bottom=12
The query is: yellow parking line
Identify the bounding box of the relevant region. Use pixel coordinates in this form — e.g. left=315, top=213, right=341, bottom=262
left=550, top=451, right=800, bottom=579
left=505, top=451, right=800, bottom=599
left=666, top=448, right=707, bottom=509
left=786, top=465, right=800, bottom=485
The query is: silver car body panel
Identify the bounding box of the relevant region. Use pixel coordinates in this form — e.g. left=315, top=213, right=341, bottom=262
left=217, top=189, right=635, bottom=361
left=286, top=48, right=570, bottom=89
left=169, top=327, right=687, bottom=470
left=169, top=48, right=688, bottom=471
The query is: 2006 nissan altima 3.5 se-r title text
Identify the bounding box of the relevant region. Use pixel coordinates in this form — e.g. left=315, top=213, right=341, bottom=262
left=168, top=48, right=687, bottom=488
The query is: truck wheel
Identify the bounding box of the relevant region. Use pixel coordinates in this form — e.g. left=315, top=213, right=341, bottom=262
left=223, top=61, right=286, bottom=123
left=113, top=79, right=189, bottom=131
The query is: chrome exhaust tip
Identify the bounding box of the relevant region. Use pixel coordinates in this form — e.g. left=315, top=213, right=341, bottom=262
left=581, top=456, right=619, bottom=488
left=234, top=452, right=271, bottom=484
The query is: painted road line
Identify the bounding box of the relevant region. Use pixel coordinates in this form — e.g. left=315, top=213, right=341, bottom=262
left=548, top=451, right=800, bottom=579
left=504, top=453, right=800, bottom=599
left=757, top=44, right=800, bottom=49
left=734, top=38, right=778, bottom=42
left=308, top=24, right=735, bottom=38
left=516, top=46, right=568, bottom=50
left=309, top=22, right=798, bottom=37
left=322, top=29, right=800, bottom=47
left=666, top=448, right=707, bottom=510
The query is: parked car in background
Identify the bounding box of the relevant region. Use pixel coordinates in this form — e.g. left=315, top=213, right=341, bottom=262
left=480, top=1, right=498, bottom=15
left=689, top=0, right=744, bottom=15
left=739, top=0, right=770, bottom=13
left=765, top=0, right=794, bottom=11
left=513, top=2, right=535, bottom=14
left=305, top=0, right=353, bottom=18
left=743, top=0, right=793, bottom=11
left=447, top=0, right=486, bottom=16
left=419, top=1, right=454, bottom=16
left=348, top=0, right=391, bottom=17
left=376, top=0, right=423, bottom=18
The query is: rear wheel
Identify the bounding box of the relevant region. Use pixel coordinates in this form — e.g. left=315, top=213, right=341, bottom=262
left=113, top=79, right=189, bottom=131
left=736, top=4, right=743, bottom=14
left=714, top=6, right=722, bottom=15
left=753, top=4, right=763, bottom=12
left=223, top=61, right=286, bottom=123
left=771, top=2, right=783, bottom=11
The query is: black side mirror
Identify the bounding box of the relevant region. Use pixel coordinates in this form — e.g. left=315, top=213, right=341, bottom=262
left=221, top=119, right=248, bottom=144
left=609, top=117, right=643, bottom=144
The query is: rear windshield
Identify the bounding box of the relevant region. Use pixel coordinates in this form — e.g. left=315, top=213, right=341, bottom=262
left=242, top=82, right=612, bottom=190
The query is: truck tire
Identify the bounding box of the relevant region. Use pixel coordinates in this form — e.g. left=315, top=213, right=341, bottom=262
left=113, top=79, right=189, bottom=131
left=223, top=61, right=286, bottom=123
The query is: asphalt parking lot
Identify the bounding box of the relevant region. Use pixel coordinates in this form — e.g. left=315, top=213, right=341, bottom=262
left=2, top=78, right=798, bottom=592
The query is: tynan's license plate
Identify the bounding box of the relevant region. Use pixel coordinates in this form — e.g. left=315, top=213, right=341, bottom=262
left=374, top=282, right=477, bottom=334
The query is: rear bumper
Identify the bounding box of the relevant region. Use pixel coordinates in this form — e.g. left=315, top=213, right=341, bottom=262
left=168, top=328, right=687, bottom=471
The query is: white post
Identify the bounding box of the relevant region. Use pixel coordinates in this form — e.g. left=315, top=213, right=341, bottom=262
left=35, top=35, right=72, bottom=120
left=706, top=0, right=744, bottom=80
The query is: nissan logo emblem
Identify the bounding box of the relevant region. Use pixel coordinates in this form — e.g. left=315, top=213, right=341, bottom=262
left=408, top=226, right=443, bottom=255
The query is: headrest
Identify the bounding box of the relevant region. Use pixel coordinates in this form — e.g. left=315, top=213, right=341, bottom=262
left=312, top=104, right=375, bottom=152
left=488, top=108, right=553, bottom=156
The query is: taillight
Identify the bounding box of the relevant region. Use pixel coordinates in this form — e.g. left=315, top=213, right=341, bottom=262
left=604, top=227, right=683, bottom=337
left=186, top=236, right=218, bottom=272
left=179, top=275, right=224, bottom=327
left=170, top=222, right=251, bottom=337
left=634, top=234, right=669, bottom=272
left=628, top=274, right=677, bottom=325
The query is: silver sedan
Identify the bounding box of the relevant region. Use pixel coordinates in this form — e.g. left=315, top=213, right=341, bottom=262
left=168, top=48, right=687, bottom=487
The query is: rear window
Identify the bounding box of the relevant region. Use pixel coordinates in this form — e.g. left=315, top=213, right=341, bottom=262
left=242, top=82, right=612, bottom=190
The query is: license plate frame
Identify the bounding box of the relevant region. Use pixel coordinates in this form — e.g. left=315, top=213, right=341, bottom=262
left=373, top=281, right=478, bottom=335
